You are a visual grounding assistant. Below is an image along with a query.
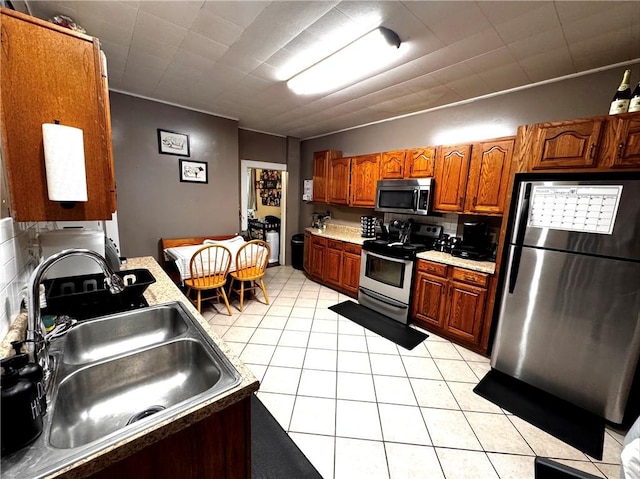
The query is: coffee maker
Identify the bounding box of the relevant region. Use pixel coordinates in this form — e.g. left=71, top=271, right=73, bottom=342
left=451, top=221, right=491, bottom=259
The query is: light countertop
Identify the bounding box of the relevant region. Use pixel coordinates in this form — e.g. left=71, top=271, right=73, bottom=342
left=0, top=256, right=259, bottom=479
left=305, top=226, right=496, bottom=275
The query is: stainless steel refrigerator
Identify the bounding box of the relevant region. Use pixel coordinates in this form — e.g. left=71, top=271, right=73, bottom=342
left=491, top=174, right=640, bottom=424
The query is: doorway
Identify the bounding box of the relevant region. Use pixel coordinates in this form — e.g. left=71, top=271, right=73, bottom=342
left=240, top=160, right=287, bottom=265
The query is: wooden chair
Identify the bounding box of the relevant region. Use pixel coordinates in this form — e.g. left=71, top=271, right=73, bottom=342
left=185, top=244, right=232, bottom=315
left=228, top=239, right=270, bottom=312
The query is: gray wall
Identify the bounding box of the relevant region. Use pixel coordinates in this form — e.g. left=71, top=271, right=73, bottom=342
left=299, top=63, right=640, bottom=225
left=239, top=129, right=287, bottom=164
left=110, top=92, right=239, bottom=259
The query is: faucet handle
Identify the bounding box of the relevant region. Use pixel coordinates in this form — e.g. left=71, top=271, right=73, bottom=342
left=105, top=273, right=126, bottom=294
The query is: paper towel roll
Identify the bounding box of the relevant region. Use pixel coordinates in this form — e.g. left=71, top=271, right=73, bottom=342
left=42, top=123, right=88, bottom=202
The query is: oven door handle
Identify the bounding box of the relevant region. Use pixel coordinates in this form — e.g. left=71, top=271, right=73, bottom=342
left=359, top=287, right=409, bottom=309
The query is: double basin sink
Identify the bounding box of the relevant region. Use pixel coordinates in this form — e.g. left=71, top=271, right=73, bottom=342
left=1, top=301, right=242, bottom=478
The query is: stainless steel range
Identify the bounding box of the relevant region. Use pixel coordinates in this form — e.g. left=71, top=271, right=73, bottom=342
left=358, top=221, right=442, bottom=324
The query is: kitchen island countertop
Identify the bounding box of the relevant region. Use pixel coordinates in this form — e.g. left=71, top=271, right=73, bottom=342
left=0, top=256, right=259, bottom=479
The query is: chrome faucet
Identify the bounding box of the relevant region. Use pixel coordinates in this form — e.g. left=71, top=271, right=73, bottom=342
left=26, top=248, right=126, bottom=380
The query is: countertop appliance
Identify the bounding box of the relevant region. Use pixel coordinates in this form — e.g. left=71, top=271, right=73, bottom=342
left=491, top=173, right=640, bottom=424
left=358, top=222, right=442, bottom=324
left=39, top=229, right=106, bottom=279
left=375, top=178, right=433, bottom=216
left=451, top=221, right=491, bottom=260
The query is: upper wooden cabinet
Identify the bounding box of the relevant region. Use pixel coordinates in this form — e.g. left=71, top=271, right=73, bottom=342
left=605, top=114, right=640, bottom=168
left=433, top=145, right=471, bottom=212
left=1, top=9, right=116, bottom=221
left=407, top=147, right=436, bottom=178
left=350, top=154, right=380, bottom=207
left=530, top=118, right=603, bottom=170
left=379, top=150, right=406, bottom=179
left=465, top=139, right=514, bottom=215
left=379, top=148, right=435, bottom=179
left=312, top=150, right=342, bottom=202
left=328, top=157, right=351, bottom=205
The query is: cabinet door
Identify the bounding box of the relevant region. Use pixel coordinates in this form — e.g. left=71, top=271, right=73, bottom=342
left=342, top=250, right=361, bottom=296
left=444, top=280, right=486, bottom=345
left=303, top=232, right=311, bottom=273
left=310, top=237, right=326, bottom=280
left=324, top=241, right=343, bottom=288
left=609, top=115, right=640, bottom=168
left=465, top=139, right=514, bottom=215
left=350, top=154, right=380, bottom=207
left=411, top=272, right=447, bottom=328
left=312, top=153, right=328, bottom=202
left=328, top=158, right=351, bottom=205
left=406, top=147, right=435, bottom=178
left=1, top=9, right=116, bottom=221
left=531, top=119, right=603, bottom=170
left=380, top=150, right=406, bottom=180
left=433, top=145, right=471, bottom=212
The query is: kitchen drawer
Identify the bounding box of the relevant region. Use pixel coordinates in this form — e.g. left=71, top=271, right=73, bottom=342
left=417, top=260, right=447, bottom=277
left=327, top=239, right=344, bottom=250
left=451, top=267, right=489, bottom=287
left=344, top=243, right=361, bottom=255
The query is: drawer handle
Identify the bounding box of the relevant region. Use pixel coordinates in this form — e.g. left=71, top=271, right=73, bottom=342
left=464, top=274, right=476, bottom=282
left=617, top=142, right=624, bottom=159
left=590, top=143, right=596, bottom=159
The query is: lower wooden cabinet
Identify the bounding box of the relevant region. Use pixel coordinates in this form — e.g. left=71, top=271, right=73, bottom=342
left=303, top=233, right=361, bottom=298
left=309, top=235, right=326, bottom=280
left=342, top=243, right=362, bottom=296
left=325, top=239, right=344, bottom=288
left=412, top=259, right=489, bottom=350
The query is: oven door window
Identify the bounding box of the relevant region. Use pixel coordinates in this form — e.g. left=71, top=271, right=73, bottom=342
left=377, top=189, right=415, bottom=209
left=365, top=254, right=406, bottom=288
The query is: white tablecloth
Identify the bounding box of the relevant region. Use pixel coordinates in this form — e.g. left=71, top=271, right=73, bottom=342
left=164, top=236, right=246, bottom=281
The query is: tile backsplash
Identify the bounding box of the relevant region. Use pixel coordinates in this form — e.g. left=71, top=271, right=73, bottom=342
left=0, top=217, right=38, bottom=338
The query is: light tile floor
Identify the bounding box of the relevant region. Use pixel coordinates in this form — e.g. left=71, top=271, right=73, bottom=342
left=200, top=266, right=625, bottom=479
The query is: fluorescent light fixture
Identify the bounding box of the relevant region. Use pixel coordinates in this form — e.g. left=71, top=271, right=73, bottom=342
left=287, top=27, right=402, bottom=95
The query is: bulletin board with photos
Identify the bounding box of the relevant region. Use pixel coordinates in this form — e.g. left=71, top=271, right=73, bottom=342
left=257, top=170, right=282, bottom=207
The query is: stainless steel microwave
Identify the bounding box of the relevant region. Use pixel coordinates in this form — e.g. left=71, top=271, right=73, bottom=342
left=375, top=178, right=433, bottom=216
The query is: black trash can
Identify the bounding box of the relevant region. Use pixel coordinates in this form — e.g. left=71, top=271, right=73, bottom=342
left=291, top=233, right=305, bottom=270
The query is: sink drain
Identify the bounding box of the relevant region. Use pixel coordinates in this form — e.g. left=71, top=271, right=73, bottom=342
left=126, top=405, right=166, bottom=425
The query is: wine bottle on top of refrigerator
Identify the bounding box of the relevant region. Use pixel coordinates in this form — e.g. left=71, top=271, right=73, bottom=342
left=628, top=80, right=640, bottom=113
left=609, top=69, right=631, bottom=115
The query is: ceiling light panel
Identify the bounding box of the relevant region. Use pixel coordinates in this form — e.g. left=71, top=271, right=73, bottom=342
left=287, top=27, right=404, bottom=95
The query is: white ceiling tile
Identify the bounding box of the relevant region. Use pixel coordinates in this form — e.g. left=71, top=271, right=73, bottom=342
left=490, top=2, right=560, bottom=44
left=478, top=1, right=551, bottom=26
left=464, top=47, right=517, bottom=75
left=139, top=0, right=204, bottom=29
left=28, top=1, right=80, bottom=21
left=200, top=1, right=271, bottom=29
left=189, top=9, right=245, bottom=46
left=506, top=28, right=567, bottom=63
left=132, top=10, right=188, bottom=48
left=77, top=1, right=137, bottom=26
left=217, top=50, right=262, bottom=74
left=305, top=8, right=360, bottom=42
left=125, top=49, right=172, bottom=72
left=100, top=39, right=130, bottom=68
left=171, top=49, right=216, bottom=72
left=569, top=25, right=640, bottom=68
left=121, top=68, right=162, bottom=93
left=162, top=62, right=205, bottom=83
left=555, top=1, right=624, bottom=23
left=180, top=31, right=228, bottom=62
left=405, top=1, right=493, bottom=45
left=518, top=47, right=576, bottom=83
left=335, top=1, right=404, bottom=28
left=129, top=35, right=179, bottom=61
left=561, top=4, right=640, bottom=44
left=477, top=62, right=531, bottom=92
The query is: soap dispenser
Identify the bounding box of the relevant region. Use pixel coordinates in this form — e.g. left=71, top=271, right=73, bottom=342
left=1, top=355, right=44, bottom=456
left=11, top=341, right=47, bottom=415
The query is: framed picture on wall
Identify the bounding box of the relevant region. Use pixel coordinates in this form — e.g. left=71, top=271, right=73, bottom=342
left=179, top=159, right=208, bottom=184
left=158, top=129, right=190, bottom=156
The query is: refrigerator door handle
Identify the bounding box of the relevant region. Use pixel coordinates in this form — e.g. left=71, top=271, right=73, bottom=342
left=508, top=183, right=531, bottom=293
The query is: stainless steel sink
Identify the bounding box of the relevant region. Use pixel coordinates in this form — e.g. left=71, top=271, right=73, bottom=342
left=50, top=339, right=221, bottom=449
left=0, top=301, right=242, bottom=479
left=61, top=304, right=188, bottom=365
